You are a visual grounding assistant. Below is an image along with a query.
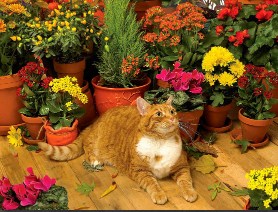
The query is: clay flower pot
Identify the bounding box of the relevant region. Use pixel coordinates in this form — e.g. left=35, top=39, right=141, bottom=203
left=91, top=75, right=151, bottom=115
left=134, top=0, right=162, bottom=20
left=76, top=80, right=97, bottom=130
left=0, top=74, right=24, bottom=135
left=238, top=108, right=273, bottom=144
left=178, top=110, right=203, bottom=142
left=53, top=58, right=86, bottom=87
left=21, top=114, right=46, bottom=140
left=203, top=102, right=233, bottom=128
left=44, top=119, right=79, bottom=146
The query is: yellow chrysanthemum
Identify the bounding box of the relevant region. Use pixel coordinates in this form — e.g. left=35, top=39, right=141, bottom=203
left=0, top=19, right=6, bottom=33
left=7, top=3, right=26, bottom=14
left=65, top=101, right=73, bottom=111
left=218, top=72, right=236, bottom=86
left=202, top=46, right=235, bottom=72
left=263, top=199, right=271, bottom=208
left=229, top=59, right=245, bottom=78
left=7, top=126, right=23, bottom=147
left=205, top=73, right=217, bottom=86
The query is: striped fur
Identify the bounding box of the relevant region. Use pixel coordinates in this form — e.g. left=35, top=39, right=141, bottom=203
left=38, top=97, right=197, bottom=204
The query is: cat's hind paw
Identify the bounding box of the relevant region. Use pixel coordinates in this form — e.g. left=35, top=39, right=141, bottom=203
left=150, top=191, right=168, bottom=205
left=182, top=189, right=198, bottom=202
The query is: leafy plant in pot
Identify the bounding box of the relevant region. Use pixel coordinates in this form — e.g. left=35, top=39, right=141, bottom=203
left=144, top=61, right=205, bottom=142
left=43, top=76, right=88, bottom=146
left=17, top=59, right=53, bottom=143
left=0, top=0, right=37, bottom=135
left=236, top=64, right=278, bottom=145
left=93, top=0, right=151, bottom=114
left=19, top=0, right=101, bottom=87
left=201, top=46, right=245, bottom=132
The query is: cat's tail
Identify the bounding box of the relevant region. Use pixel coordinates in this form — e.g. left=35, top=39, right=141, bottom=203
left=38, top=127, right=88, bottom=161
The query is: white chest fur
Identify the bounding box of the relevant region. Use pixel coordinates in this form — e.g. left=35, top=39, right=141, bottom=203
left=136, top=136, right=182, bottom=179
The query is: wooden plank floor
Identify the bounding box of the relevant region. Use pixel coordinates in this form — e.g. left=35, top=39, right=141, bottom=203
left=0, top=119, right=277, bottom=210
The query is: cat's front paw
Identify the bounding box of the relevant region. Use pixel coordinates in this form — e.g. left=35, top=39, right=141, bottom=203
left=150, top=191, right=168, bottom=205
left=182, top=189, right=198, bottom=202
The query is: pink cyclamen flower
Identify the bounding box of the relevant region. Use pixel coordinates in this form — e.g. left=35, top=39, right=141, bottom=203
left=12, top=183, right=40, bottom=206
left=2, top=198, right=19, bottom=210
left=0, top=177, right=12, bottom=197
left=34, top=175, right=56, bottom=192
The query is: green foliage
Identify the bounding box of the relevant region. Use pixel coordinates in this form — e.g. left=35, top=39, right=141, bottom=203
left=229, top=187, right=249, bottom=196
left=208, top=182, right=230, bottom=201
left=97, top=0, right=146, bottom=88
left=76, top=182, right=95, bottom=196
left=144, top=88, right=205, bottom=112
left=24, top=185, right=68, bottom=210
left=26, top=145, right=40, bottom=151
left=233, top=139, right=250, bottom=153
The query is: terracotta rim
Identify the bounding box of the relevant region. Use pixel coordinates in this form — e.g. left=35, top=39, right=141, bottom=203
left=0, top=123, right=25, bottom=135
left=204, top=102, right=233, bottom=112
left=22, top=134, right=45, bottom=145
left=91, top=75, right=151, bottom=91
left=44, top=119, right=79, bottom=134
left=230, top=128, right=270, bottom=148
left=202, top=117, right=233, bottom=133
left=238, top=108, right=273, bottom=127
left=21, top=114, right=46, bottom=124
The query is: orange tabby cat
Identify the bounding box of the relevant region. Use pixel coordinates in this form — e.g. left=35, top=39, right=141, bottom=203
left=38, top=96, right=198, bottom=204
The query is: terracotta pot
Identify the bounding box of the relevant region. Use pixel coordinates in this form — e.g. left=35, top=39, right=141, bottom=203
left=53, top=58, right=85, bottom=87
left=163, top=7, right=176, bottom=14
left=178, top=110, right=203, bottom=142
left=203, top=102, right=233, bottom=128
left=270, top=81, right=278, bottom=117
left=44, top=119, right=79, bottom=146
left=22, top=134, right=45, bottom=145
left=238, top=108, right=273, bottom=144
left=238, top=0, right=263, bottom=4
left=0, top=74, right=24, bottom=135
left=228, top=99, right=241, bottom=121
left=21, top=114, right=45, bottom=140
left=91, top=75, right=151, bottom=115
left=244, top=198, right=251, bottom=210
left=76, top=80, right=97, bottom=130
left=134, top=0, right=162, bottom=20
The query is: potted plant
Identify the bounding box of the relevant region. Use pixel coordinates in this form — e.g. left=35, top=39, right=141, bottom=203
left=236, top=64, right=278, bottom=145
left=0, top=167, right=68, bottom=210
left=44, top=76, right=88, bottom=146
left=201, top=46, right=245, bottom=132
left=19, top=0, right=101, bottom=87
left=204, top=0, right=277, bottom=70
left=92, top=0, right=151, bottom=114
left=0, top=0, right=35, bottom=135
left=144, top=61, right=205, bottom=142
left=142, top=2, right=207, bottom=71
left=17, top=58, right=53, bottom=143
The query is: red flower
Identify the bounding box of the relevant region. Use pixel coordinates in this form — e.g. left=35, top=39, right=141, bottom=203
left=264, top=91, right=273, bottom=99
left=217, top=8, right=230, bottom=19
left=48, top=2, right=59, bottom=10
left=256, top=9, right=273, bottom=21
left=238, top=76, right=249, bottom=88
left=228, top=35, right=237, bottom=42
left=265, top=0, right=278, bottom=4
left=2, top=198, right=19, bottom=210
left=215, top=25, right=224, bottom=35
left=229, top=6, right=240, bottom=19
left=253, top=87, right=263, bottom=96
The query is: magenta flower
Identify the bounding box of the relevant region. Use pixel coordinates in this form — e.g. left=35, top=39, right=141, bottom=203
left=12, top=183, right=40, bottom=207
left=2, top=198, right=19, bottom=210
left=34, top=175, right=56, bottom=192
left=0, top=177, right=12, bottom=198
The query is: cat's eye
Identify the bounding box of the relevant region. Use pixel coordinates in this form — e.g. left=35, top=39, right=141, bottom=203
left=156, top=111, right=162, bottom=117
left=170, top=109, right=175, bottom=115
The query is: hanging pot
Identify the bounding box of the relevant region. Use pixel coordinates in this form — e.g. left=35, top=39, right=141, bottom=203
left=91, top=75, right=151, bottom=115
left=44, top=119, right=79, bottom=146
left=178, top=110, right=203, bottom=142
left=76, top=80, right=97, bottom=130
left=0, top=74, right=24, bottom=135
left=238, top=108, right=273, bottom=144
left=53, top=58, right=86, bottom=87
left=21, top=114, right=45, bottom=140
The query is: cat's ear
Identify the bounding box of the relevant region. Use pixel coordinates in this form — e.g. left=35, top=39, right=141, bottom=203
left=136, top=97, right=150, bottom=116
left=166, top=95, right=174, bottom=105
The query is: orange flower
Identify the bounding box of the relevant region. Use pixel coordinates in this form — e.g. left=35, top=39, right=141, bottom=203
left=0, top=19, right=6, bottom=33
left=7, top=3, right=27, bottom=14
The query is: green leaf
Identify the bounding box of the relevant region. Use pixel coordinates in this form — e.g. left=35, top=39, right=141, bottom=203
left=229, top=188, right=249, bottom=196
left=39, top=104, right=49, bottom=116
left=26, top=145, right=40, bottom=151
left=162, top=55, right=180, bottom=62
left=76, top=182, right=95, bottom=196
left=210, top=92, right=225, bottom=107
left=211, top=190, right=218, bottom=201
left=234, top=139, right=250, bottom=153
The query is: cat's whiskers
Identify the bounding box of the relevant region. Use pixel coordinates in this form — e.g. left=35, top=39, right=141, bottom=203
left=178, top=122, right=201, bottom=142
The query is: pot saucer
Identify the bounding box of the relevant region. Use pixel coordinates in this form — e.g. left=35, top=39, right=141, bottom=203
left=22, top=134, right=45, bottom=145
left=230, top=128, right=270, bottom=148
left=182, top=134, right=201, bottom=143
left=0, top=123, right=25, bottom=136
left=202, top=117, right=233, bottom=133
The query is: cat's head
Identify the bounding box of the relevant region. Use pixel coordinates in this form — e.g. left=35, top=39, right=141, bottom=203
left=136, top=96, right=179, bottom=135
